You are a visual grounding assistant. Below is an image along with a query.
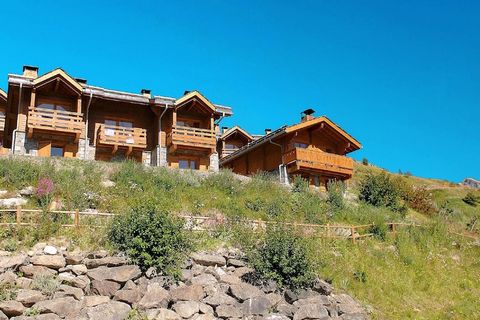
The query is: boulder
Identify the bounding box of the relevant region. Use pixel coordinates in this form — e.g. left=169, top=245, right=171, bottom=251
left=137, top=283, right=169, bottom=310
left=227, top=258, right=246, bottom=267
left=0, top=270, right=18, bottom=284
left=242, top=296, right=272, bottom=315
left=191, top=314, right=216, bottom=320
left=203, top=292, right=237, bottom=306
left=0, top=300, right=26, bottom=317
left=54, top=284, right=84, bottom=300
left=16, top=277, right=33, bottom=289
left=19, top=265, right=56, bottom=278
left=83, top=296, right=111, bottom=308
left=0, top=254, right=26, bottom=271
left=215, top=304, right=243, bottom=318
left=65, top=252, right=85, bottom=265
left=191, top=253, right=226, bottom=267
left=229, top=283, right=264, bottom=302
left=264, top=314, right=291, bottom=320
left=43, top=246, right=58, bottom=255
left=87, top=265, right=141, bottom=283
left=172, top=300, right=200, bottom=318
left=170, top=284, right=205, bottom=301
left=19, top=186, right=35, bottom=196
left=71, top=264, right=88, bottom=275
left=313, top=278, right=334, bottom=295
left=219, top=274, right=241, bottom=285
left=15, top=289, right=47, bottom=306
left=113, top=288, right=142, bottom=304
left=190, top=274, right=217, bottom=286
left=32, top=297, right=82, bottom=318
left=69, top=275, right=90, bottom=289
left=232, top=266, right=254, bottom=278
left=77, top=301, right=131, bottom=320
left=30, top=255, right=66, bottom=270
left=83, top=257, right=127, bottom=269
left=0, top=198, right=27, bottom=208
left=91, top=280, right=121, bottom=297
left=275, top=303, right=297, bottom=317
left=146, top=308, right=181, bottom=320
left=335, top=294, right=365, bottom=315
left=293, top=304, right=329, bottom=320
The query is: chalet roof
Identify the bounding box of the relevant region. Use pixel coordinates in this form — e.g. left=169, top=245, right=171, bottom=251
left=220, top=116, right=361, bottom=165
left=175, top=90, right=216, bottom=113
left=0, top=88, right=6, bottom=101
left=32, top=68, right=83, bottom=94
left=220, top=126, right=254, bottom=141
left=7, top=68, right=233, bottom=115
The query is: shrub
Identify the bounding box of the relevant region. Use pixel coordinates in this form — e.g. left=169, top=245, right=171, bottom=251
left=35, top=177, right=55, bottom=210
left=327, top=180, right=346, bottom=211
left=107, top=203, right=192, bottom=278
left=32, top=274, right=60, bottom=297
left=361, top=158, right=369, bottom=166
left=0, top=283, right=16, bottom=301
left=291, top=176, right=309, bottom=193
left=358, top=172, right=406, bottom=214
left=463, top=192, right=479, bottom=207
left=247, top=226, right=316, bottom=290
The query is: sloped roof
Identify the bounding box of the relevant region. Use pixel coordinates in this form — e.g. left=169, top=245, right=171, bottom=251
left=221, top=126, right=254, bottom=141
left=175, top=90, right=216, bottom=113
left=32, top=68, right=83, bottom=93
left=0, top=88, right=6, bottom=101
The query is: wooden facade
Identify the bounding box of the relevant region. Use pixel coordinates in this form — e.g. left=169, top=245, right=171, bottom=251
left=2, top=66, right=232, bottom=170
left=0, top=89, right=7, bottom=148
left=217, top=126, right=255, bottom=158
left=220, top=112, right=361, bottom=189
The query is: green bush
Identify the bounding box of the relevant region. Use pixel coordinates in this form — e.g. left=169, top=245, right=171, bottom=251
left=358, top=172, right=406, bottom=214
left=291, top=176, right=309, bottom=193
left=327, top=180, right=346, bottom=212
left=463, top=192, right=479, bottom=207
left=32, top=274, right=60, bottom=297
left=107, top=203, right=192, bottom=278
left=247, top=226, right=316, bottom=290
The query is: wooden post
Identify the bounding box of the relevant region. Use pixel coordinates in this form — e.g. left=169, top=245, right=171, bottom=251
left=16, top=206, right=21, bottom=227
left=351, top=226, right=356, bottom=244
left=392, top=223, right=397, bottom=235
left=326, top=223, right=330, bottom=238
left=74, top=209, right=80, bottom=230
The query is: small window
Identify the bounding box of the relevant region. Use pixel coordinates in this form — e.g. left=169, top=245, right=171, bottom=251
left=294, top=142, right=308, bottom=149
left=50, top=146, right=64, bottom=157
left=179, top=159, right=197, bottom=170
left=225, top=144, right=239, bottom=150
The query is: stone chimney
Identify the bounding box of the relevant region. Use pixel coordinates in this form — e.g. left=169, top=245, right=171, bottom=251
left=265, top=128, right=272, bottom=135
left=23, top=65, right=38, bottom=78
left=141, top=89, right=151, bottom=98
left=222, top=126, right=228, bottom=134
left=75, top=78, right=87, bottom=85
left=301, top=108, right=315, bottom=122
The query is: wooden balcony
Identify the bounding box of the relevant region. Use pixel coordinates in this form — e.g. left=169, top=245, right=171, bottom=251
left=221, top=148, right=240, bottom=158
left=96, top=124, right=147, bottom=150
left=283, top=147, right=354, bottom=177
left=0, top=115, right=5, bottom=132
left=167, top=125, right=216, bottom=151
left=27, top=106, right=83, bottom=137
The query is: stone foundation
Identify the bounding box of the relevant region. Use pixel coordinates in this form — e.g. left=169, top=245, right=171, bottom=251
left=209, top=152, right=219, bottom=172
left=76, top=138, right=96, bottom=160
left=13, top=131, right=38, bottom=156
left=142, top=151, right=152, bottom=166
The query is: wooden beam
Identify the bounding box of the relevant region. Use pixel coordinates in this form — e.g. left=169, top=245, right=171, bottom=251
left=126, top=146, right=133, bottom=157
left=112, top=145, right=118, bottom=155
left=54, top=78, right=60, bottom=92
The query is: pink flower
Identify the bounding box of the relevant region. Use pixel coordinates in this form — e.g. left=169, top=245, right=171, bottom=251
left=36, top=178, right=54, bottom=197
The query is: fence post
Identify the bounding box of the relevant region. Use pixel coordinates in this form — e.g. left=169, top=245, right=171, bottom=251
left=326, top=223, right=330, bottom=238
left=351, top=226, right=356, bottom=244
left=16, top=206, right=21, bottom=227
left=74, top=209, right=80, bottom=230
left=392, top=223, right=397, bottom=235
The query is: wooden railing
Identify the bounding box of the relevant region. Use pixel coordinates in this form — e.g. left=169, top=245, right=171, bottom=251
left=221, top=148, right=240, bottom=158
left=28, top=107, right=83, bottom=134
left=0, top=114, right=5, bottom=132
left=283, top=148, right=354, bottom=176
left=167, top=125, right=216, bottom=149
left=97, top=124, right=147, bottom=149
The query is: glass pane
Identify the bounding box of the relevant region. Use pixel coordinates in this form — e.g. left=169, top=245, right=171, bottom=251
left=119, top=121, right=133, bottom=128
left=179, top=160, right=189, bottom=169
left=55, top=105, right=66, bottom=111
left=37, top=103, right=55, bottom=110
left=105, top=119, right=116, bottom=126
left=51, top=147, right=64, bottom=157
left=177, top=121, right=186, bottom=127
left=189, top=160, right=196, bottom=169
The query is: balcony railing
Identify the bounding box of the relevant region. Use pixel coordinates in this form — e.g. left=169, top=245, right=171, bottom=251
left=0, top=114, right=5, bottom=132
left=28, top=106, right=83, bottom=134
left=221, top=147, right=240, bottom=158
left=97, top=124, right=147, bottom=149
left=167, top=125, right=216, bottom=149
left=283, top=147, right=354, bottom=176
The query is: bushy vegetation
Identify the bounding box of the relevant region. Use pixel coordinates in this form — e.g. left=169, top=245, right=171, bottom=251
left=358, top=172, right=406, bottom=214
left=327, top=180, right=346, bottom=212
left=107, top=203, right=192, bottom=278
left=463, top=192, right=479, bottom=207
left=246, top=226, right=316, bottom=290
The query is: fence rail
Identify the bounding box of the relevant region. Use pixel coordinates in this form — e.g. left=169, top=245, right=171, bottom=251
left=0, top=207, right=476, bottom=242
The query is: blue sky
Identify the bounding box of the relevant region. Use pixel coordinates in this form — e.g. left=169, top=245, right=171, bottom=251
left=1, top=1, right=479, bottom=182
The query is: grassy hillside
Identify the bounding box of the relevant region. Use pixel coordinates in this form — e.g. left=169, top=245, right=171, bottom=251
left=0, top=156, right=479, bottom=319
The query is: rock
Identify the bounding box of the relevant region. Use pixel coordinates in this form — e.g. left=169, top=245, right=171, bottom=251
left=83, top=257, right=127, bottom=269
left=313, top=278, right=333, bottom=295
left=0, top=254, right=26, bottom=271
left=137, top=283, right=169, bottom=310
left=65, top=252, right=85, bottom=265
left=0, top=270, right=18, bottom=284
left=215, top=304, right=243, bottom=318
left=293, top=304, right=329, bottom=320
left=335, top=294, right=365, bottom=315
left=203, top=292, right=237, bottom=306
left=340, top=314, right=369, bottom=320
left=33, top=297, right=82, bottom=318
left=264, top=314, right=291, bottom=320
left=229, top=283, right=264, bottom=302
left=170, top=284, right=205, bottom=301
left=43, top=246, right=58, bottom=255
left=19, top=186, right=35, bottom=196
left=91, top=280, right=121, bottom=297
left=15, top=289, right=47, bottom=306
left=219, top=274, right=241, bottom=285
left=190, top=274, right=217, bottom=286
left=83, top=296, right=110, bottom=308
left=31, top=255, right=66, bottom=269
left=284, top=289, right=315, bottom=304
left=71, top=264, right=88, bottom=275
left=69, top=275, right=90, bottom=289
left=0, top=300, right=26, bottom=317
left=227, top=258, right=246, bottom=267
left=146, top=308, right=181, bottom=320
left=113, top=288, right=142, bottom=304
left=57, top=272, right=76, bottom=283
left=101, top=180, right=115, bottom=188
left=242, top=296, right=272, bottom=315
left=191, top=314, right=216, bottom=320
left=0, top=310, right=6, bottom=320
left=0, top=197, right=27, bottom=207
left=172, top=301, right=200, bottom=318
left=87, top=251, right=109, bottom=259
left=232, top=266, right=253, bottom=278
left=77, top=301, right=131, bottom=320
left=16, top=277, right=33, bottom=289
left=294, top=295, right=330, bottom=307
left=87, top=265, right=141, bottom=283
left=275, top=303, right=297, bottom=317
left=19, top=265, right=56, bottom=278
left=55, top=284, right=84, bottom=300
left=191, top=253, right=226, bottom=267
left=122, top=280, right=136, bottom=290
left=198, top=302, right=214, bottom=314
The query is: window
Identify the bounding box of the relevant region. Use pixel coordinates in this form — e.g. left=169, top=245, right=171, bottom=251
left=225, top=144, right=239, bottom=150
left=294, top=142, right=308, bottom=149
left=104, top=119, right=133, bottom=128
left=179, top=159, right=197, bottom=170
left=51, top=146, right=64, bottom=157
left=37, top=97, right=73, bottom=112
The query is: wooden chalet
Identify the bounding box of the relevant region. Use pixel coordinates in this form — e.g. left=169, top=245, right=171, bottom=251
left=220, top=109, right=361, bottom=189
left=0, top=89, right=6, bottom=146
left=217, top=126, right=255, bottom=158
left=3, top=66, right=232, bottom=171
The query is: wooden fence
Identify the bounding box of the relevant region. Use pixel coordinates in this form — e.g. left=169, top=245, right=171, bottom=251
left=0, top=206, right=435, bottom=242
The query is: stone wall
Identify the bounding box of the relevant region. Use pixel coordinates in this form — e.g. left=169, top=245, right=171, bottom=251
left=209, top=153, right=219, bottom=172
left=0, top=244, right=368, bottom=320
left=77, top=138, right=96, bottom=160
left=12, top=131, right=38, bottom=157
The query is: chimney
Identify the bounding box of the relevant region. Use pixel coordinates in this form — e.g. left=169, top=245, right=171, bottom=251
left=75, top=78, right=87, bottom=85
left=265, top=128, right=272, bottom=135
left=222, top=126, right=228, bottom=134
left=183, top=90, right=191, bottom=96
left=23, top=65, right=38, bottom=78
left=301, top=108, right=315, bottom=122
left=141, top=89, right=151, bottom=98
